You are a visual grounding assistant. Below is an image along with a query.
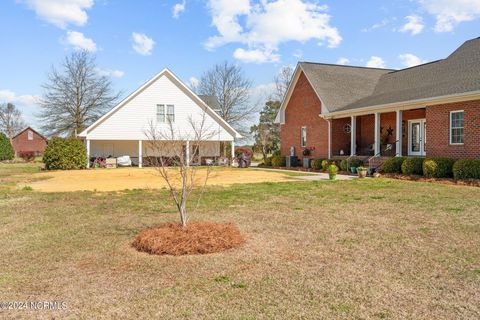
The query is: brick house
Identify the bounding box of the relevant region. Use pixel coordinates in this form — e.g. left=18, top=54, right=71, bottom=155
left=276, top=37, right=480, bottom=166
left=11, top=127, right=48, bottom=156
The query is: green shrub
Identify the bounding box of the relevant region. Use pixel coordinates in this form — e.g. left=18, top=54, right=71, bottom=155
left=271, top=155, right=286, bottom=167
left=310, top=159, right=322, bottom=170
left=321, top=159, right=330, bottom=171
left=348, top=159, right=363, bottom=168
left=328, top=164, right=338, bottom=174
left=453, top=159, right=480, bottom=179
left=43, top=137, right=87, bottom=170
left=423, top=157, right=455, bottom=178
left=263, top=156, right=272, bottom=166
left=382, top=157, right=406, bottom=173
left=401, top=157, right=425, bottom=175
left=0, top=132, right=14, bottom=161
left=339, top=159, right=348, bottom=172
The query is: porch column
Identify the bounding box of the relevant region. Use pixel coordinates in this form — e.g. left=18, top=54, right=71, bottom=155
left=86, top=139, right=90, bottom=168
left=396, top=110, right=403, bottom=156
left=186, top=140, right=190, bottom=167
left=328, top=120, right=332, bottom=159
left=374, top=112, right=381, bottom=156
left=350, top=116, right=357, bottom=156
left=231, top=141, right=235, bottom=160
left=138, top=140, right=143, bottom=168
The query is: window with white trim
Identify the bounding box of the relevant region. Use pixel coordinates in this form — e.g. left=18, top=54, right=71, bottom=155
left=450, top=110, right=464, bottom=144
left=156, top=104, right=165, bottom=123
left=301, top=127, right=307, bottom=147
left=166, top=104, right=175, bottom=122
left=27, top=130, right=33, bottom=140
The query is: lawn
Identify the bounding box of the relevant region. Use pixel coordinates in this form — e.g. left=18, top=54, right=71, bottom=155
left=0, top=164, right=479, bottom=319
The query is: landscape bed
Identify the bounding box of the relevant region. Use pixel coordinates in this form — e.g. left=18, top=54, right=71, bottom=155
left=0, top=164, right=479, bottom=319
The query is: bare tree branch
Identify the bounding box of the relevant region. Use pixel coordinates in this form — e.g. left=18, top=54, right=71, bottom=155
left=38, top=51, right=121, bottom=137
left=273, top=65, right=294, bottom=102
left=0, top=103, right=27, bottom=140
left=144, top=110, right=219, bottom=227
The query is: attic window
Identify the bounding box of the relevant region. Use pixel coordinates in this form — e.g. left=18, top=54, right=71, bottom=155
left=27, top=130, right=33, bottom=140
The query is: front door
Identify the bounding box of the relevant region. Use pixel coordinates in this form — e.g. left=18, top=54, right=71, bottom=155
left=408, top=119, right=426, bottom=156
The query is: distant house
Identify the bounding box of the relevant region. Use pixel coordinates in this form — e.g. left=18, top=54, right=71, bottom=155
left=78, top=68, right=241, bottom=167
left=11, top=127, right=48, bottom=156
left=276, top=37, right=480, bottom=163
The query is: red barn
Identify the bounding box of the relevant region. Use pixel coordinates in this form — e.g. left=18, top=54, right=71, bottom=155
left=11, top=127, right=48, bottom=156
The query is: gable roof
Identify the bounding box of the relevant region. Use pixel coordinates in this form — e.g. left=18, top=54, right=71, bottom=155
left=338, top=37, right=480, bottom=112
left=79, top=68, right=241, bottom=139
left=12, top=127, right=48, bottom=141
left=299, top=62, right=393, bottom=113
left=277, top=37, right=480, bottom=121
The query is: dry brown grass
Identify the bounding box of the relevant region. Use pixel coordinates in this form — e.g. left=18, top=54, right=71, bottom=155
left=22, top=167, right=298, bottom=192
left=0, top=165, right=479, bottom=319
left=132, top=222, right=245, bottom=255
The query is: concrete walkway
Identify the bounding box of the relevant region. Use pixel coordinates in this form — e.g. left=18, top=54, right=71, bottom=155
left=251, top=167, right=356, bottom=181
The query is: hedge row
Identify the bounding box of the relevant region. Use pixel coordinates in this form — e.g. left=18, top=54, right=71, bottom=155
left=380, top=156, right=480, bottom=179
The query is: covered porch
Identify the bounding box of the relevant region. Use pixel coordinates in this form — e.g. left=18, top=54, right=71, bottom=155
left=85, top=139, right=235, bottom=168
left=330, top=108, right=426, bottom=158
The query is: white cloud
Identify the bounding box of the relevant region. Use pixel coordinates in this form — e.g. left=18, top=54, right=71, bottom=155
left=399, top=15, right=424, bottom=35
left=293, top=49, right=303, bottom=58
left=95, top=68, right=124, bottom=78
left=188, top=76, right=200, bottom=89
left=336, top=57, right=349, bottom=65
left=66, top=31, right=97, bottom=52
left=23, top=0, right=93, bottom=29
left=418, top=0, right=480, bottom=32
left=366, top=56, right=386, bottom=68
left=0, top=90, right=39, bottom=106
left=206, top=0, right=341, bottom=63
left=233, top=48, right=280, bottom=63
left=172, top=0, right=186, bottom=18
left=399, top=53, right=425, bottom=68
left=132, top=32, right=155, bottom=55
left=361, top=18, right=390, bottom=32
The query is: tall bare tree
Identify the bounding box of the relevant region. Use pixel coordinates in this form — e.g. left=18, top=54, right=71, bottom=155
left=38, top=51, right=121, bottom=137
left=0, top=103, right=27, bottom=140
left=145, top=111, right=219, bottom=227
left=273, top=65, right=294, bottom=102
left=197, top=61, right=253, bottom=136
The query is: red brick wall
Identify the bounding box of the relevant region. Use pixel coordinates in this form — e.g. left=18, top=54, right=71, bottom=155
left=11, top=129, right=48, bottom=156
left=280, top=72, right=329, bottom=159
left=331, top=118, right=350, bottom=156
left=426, top=99, right=480, bottom=159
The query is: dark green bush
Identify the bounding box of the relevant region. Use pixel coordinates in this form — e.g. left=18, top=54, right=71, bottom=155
left=382, top=157, right=406, bottom=173
left=0, top=133, right=14, bottom=161
left=401, top=157, right=425, bottom=175
left=339, top=159, right=348, bottom=172
left=43, top=137, right=87, bottom=170
left=453, top=159, right=480, bottom=179
left=263, top=156, right=272, bottom=166
left=348, top=159, right=363, bottom=168
left=423, top=157, right=455, bottom=178
left=271, top=155, right=286, bottom=167
left=310, top=159, right=323, bottom=170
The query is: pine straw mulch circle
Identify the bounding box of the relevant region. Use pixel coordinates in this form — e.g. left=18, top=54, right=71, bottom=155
left=132, top=221, right=245, bottom=256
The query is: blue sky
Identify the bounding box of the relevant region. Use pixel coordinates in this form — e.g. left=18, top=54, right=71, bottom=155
left=1, top=0, right=479, bottom=128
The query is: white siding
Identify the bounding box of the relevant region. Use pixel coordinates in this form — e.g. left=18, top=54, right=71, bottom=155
left=85, top=73, right=233, bottom=141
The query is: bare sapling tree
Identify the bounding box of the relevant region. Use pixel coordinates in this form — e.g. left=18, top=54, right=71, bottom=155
left=0, top=103, right=27, bottom=140
left=145, top=110, right=219, bottom=227
left=38, top=50, right=121, bottom=137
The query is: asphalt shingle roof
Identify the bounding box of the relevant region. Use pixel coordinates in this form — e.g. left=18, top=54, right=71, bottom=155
left=300, top=37, right=480, bottom=114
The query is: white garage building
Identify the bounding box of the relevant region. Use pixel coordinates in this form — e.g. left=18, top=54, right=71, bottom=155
left=78, top=68, right=241, bottom=167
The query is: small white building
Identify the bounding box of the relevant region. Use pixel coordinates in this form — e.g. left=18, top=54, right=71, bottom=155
left=78, top=68, right=241, bottom=167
